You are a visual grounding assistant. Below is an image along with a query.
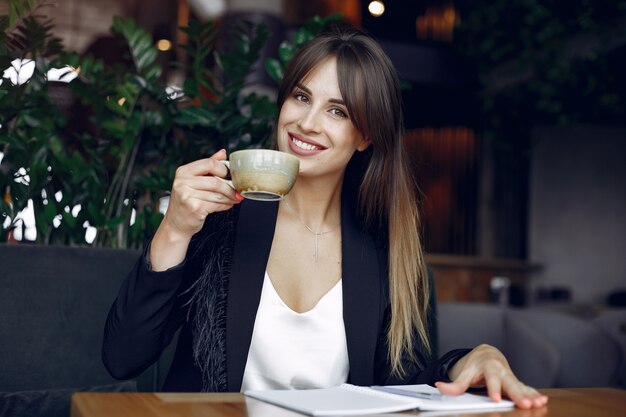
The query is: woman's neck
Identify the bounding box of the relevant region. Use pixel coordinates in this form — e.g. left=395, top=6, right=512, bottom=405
left=281, top=175, right=343, bottom=232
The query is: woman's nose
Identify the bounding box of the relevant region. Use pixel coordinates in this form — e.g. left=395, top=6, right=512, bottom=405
left=297, top=108, right=321, bottom=133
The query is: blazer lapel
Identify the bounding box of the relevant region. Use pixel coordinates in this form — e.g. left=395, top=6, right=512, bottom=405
left=226, top=200, right=278, bottom=391
left=341, top=201, right=381, bottom=385
left=224, top=196, right=381, bottom=389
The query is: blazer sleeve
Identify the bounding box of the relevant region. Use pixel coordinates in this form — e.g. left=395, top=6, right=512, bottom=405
left=101, top=244, right=200, bottom=380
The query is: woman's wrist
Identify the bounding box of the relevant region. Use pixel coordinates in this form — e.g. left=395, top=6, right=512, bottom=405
left=447, top=352, right=469, bottom=381
left=437, top=348, right=472, bottom=382
left=149, top=219, right=192, bottom=271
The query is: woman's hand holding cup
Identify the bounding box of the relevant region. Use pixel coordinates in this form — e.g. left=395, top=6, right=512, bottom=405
left=166, top=149, right=243, bottom=235
left=150, top=149, right=243, bottom=271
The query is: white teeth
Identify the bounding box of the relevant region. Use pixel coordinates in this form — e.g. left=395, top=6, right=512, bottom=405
left=292, top=137, right=321, bottom=151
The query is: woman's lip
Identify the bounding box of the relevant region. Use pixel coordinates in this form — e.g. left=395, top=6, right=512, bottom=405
left=287, top=132, right=326, bottom=155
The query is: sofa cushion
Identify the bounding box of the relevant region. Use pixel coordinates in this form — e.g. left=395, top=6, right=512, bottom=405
left=437, top=302, right=507, bottom=353
left=505, top=311, right=559, bottom=388
left=512, top=308, right=622, bottom=387
left=0, top=381, right=136, bottom=417
left=0, top=244, right=140, bottom=391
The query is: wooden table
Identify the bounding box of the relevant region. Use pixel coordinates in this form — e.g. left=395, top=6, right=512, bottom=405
left=71, top=388, right=626, bottom=417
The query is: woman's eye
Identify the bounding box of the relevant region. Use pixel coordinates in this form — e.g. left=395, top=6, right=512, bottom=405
left=294, top=93, right=309, bottom=103
left=330, top=108, right=348, bottom=118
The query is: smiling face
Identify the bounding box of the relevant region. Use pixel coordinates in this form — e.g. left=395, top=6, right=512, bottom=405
left=276, top=57, right=369, bottom=181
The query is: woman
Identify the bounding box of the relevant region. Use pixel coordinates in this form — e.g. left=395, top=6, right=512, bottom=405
left=103, top=24, right=547, bottom=409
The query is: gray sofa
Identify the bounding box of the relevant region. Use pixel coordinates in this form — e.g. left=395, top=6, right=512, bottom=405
left=1, top=243, right=623, bottom=416
left=437, top=302, right=624, bottom=388
left=0, top=244, right=169, bottom=417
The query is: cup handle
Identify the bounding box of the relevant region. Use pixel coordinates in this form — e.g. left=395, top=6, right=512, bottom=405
left=215, top=160, right=235, bottom=189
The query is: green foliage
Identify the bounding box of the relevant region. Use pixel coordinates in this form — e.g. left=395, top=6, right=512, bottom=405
left=0, top=12, right=275, bottom=247
left=456, top=0, right=626, bottom=135
left=265, top=13, right=342, bottom=84
left=0, top=4, right=336, bottom=248
left=2, top=0, right=41, bottom=31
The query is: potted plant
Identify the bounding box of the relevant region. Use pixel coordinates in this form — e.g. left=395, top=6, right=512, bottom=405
left=1, top=4, right=274, bottom=248
left=0, top=0, right=340, bottom=248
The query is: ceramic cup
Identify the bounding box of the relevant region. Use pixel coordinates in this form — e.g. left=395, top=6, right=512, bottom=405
left=217, top=149, right=299, bottom=201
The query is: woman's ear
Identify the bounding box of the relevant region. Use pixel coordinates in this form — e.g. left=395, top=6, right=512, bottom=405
left=357, top=138, right=371, bottom=152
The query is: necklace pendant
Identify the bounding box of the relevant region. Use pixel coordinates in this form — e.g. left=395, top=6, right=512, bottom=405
left=314, top=233, right=320, bottom=263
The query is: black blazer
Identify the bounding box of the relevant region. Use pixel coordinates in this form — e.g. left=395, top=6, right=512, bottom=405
left=227, top=199, right=385, bottom=391
left=103, top=199, right=465, bottom=392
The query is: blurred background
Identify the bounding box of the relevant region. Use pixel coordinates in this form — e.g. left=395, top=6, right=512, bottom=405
left=2, top=0, right=626, bottom=310
left=1, top=0, right=626, bottom=397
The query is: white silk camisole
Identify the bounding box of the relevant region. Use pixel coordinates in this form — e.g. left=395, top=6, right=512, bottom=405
left=240, top=272, right=349, bottom=391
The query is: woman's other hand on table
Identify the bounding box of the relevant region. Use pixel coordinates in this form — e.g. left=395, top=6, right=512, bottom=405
left=436, top=344, right=549, bottom=409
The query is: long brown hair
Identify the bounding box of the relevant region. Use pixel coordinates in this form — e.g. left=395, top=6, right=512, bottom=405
left=276, top=25, right=431, bottom=377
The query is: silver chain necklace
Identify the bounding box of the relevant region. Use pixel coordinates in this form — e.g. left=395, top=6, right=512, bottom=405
left=284, top=200, right=340, bottom=262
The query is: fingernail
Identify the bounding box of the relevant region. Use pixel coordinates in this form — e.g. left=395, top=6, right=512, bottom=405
left=236, top=192, right=244, bottom=201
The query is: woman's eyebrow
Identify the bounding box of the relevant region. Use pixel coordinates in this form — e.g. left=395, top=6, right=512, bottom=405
left=295, top=83, right=312, bottom=95
left=295, top=83, right=345, bottom=106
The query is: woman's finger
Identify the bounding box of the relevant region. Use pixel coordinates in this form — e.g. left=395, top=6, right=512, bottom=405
left=506, top=381, right=549, bottom=409
left=175, top=187, right=240, bottom=215
left=178, top=176, right=240, bottom=202
left=180, top=195, right=236, bottom=217
left=533, top=394, right=549, bottom=407
left=483, top=369, right=503, bottom=402
left=435, top=367, right=476, bottom=396
left=502, top=374, right=540, bottom=409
